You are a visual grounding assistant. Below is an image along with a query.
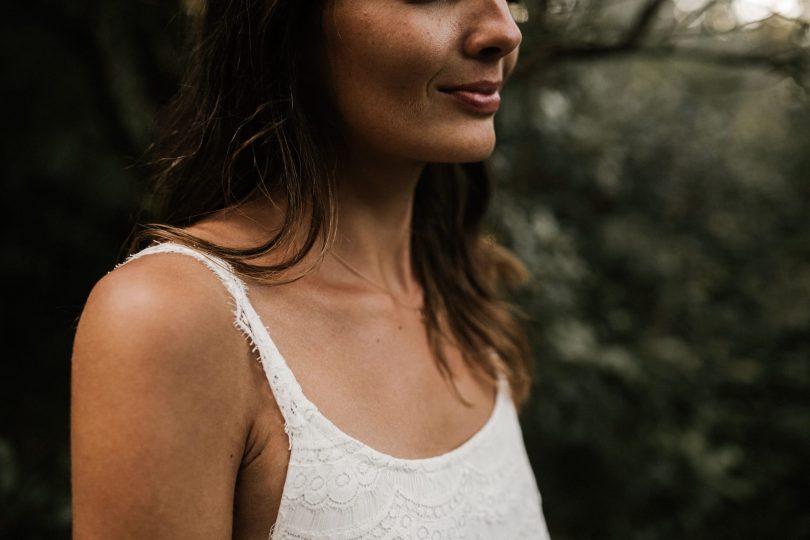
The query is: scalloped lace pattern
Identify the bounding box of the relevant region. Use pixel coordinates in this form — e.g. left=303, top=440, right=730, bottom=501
left=121, top=243, right=551, bottom=540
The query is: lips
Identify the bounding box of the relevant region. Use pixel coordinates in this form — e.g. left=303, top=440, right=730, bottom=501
left=438, top=81, right=502, bottom=115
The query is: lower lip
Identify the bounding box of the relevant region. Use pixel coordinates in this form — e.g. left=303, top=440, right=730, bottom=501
left=441, top=90, right=501, bottom=115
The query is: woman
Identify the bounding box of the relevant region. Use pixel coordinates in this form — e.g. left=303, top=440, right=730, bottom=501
left=71, top=0, right=550, bottom=538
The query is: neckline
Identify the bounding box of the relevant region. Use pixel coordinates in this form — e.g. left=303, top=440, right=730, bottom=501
left=242, top=290, right=506, bottom=468
left=143, top=242, right=508, bottom=468
left=300, top=369, right=506, bottom=468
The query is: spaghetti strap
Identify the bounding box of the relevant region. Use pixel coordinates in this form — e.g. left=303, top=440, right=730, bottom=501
left=118, top=242, right=310, bottom=449
left=116, top=243, right=550, bottom=540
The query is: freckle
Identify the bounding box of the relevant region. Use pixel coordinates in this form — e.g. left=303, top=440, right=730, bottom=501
left=398, top=325, right=403, bottom=330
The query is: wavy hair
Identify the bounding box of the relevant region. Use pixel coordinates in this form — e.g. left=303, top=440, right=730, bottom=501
left=130, top=0, right=534, bottom=406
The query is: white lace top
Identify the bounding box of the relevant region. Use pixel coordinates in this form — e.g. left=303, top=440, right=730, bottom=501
left=123, top=242, right=551, bottom=540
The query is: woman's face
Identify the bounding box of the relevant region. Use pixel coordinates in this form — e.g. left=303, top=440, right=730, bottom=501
left=322, top=0, right=522, bottom=165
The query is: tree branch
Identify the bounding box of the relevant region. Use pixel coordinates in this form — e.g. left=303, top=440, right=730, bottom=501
left=622, top=0, right=670, bottom=47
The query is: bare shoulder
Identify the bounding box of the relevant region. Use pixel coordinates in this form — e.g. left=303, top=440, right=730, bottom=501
left=76, top=252, right=243, bottom=380
left=71, top=251, right=254, bottom=539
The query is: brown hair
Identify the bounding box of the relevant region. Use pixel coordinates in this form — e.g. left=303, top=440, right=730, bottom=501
left=130, top=0, right=534, bottom=406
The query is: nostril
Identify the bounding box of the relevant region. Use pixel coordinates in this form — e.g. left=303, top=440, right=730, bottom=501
left=464, top=6, right=523, bottom=61
left=478, top=46, right=502, bottom=58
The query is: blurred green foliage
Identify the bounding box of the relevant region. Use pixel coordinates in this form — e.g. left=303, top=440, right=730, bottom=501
left=2, top=1, right=808, bottom=539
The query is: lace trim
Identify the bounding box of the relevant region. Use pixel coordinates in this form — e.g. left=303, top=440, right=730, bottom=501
left=270, top=391, right=549, bottom=538
left=118, top=242, right=551, bottom=540
left=294, top=377, right=508, bottom=473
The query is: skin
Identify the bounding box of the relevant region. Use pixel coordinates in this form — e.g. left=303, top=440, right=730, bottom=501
left=324, top=0, right=521, bottom=164
left=71, top=1, right=521, bottom=539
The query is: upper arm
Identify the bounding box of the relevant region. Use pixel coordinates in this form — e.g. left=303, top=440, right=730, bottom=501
left=71, top=256, right=252, bottom=539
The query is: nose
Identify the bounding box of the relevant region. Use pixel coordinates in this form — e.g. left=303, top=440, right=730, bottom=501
left=463, top=0, right=523, bottom=61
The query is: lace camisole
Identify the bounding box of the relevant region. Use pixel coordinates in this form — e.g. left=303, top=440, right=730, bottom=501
left=122, top=242, right=551, bottom=540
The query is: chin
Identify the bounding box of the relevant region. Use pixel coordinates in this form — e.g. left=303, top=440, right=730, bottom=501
left=442, top=146, right=495, bottom=164
left=413, top=123, right=496, bottom=164
left=434, top=134, right=496, bottom=163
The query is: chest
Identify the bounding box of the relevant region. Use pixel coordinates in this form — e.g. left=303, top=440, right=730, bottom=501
left=249, top=283, right=498, bottom=444
left=231, top=286, right=499, bottom=539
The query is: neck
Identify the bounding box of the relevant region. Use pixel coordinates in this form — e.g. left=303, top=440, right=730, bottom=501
left=331, top=151, right=425, bottom=297
left=217, top=148, right=426, bottom=297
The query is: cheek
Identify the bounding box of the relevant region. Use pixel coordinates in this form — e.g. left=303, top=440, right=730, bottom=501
left=322, top=6, right=496, bottom=163
left=325, top=9, right=450, bottom=133
left=503, top=48, right=520, bottom=81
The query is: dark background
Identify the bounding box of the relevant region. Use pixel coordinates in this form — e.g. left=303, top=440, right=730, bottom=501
left=2, top=1, right=809, bottom=538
